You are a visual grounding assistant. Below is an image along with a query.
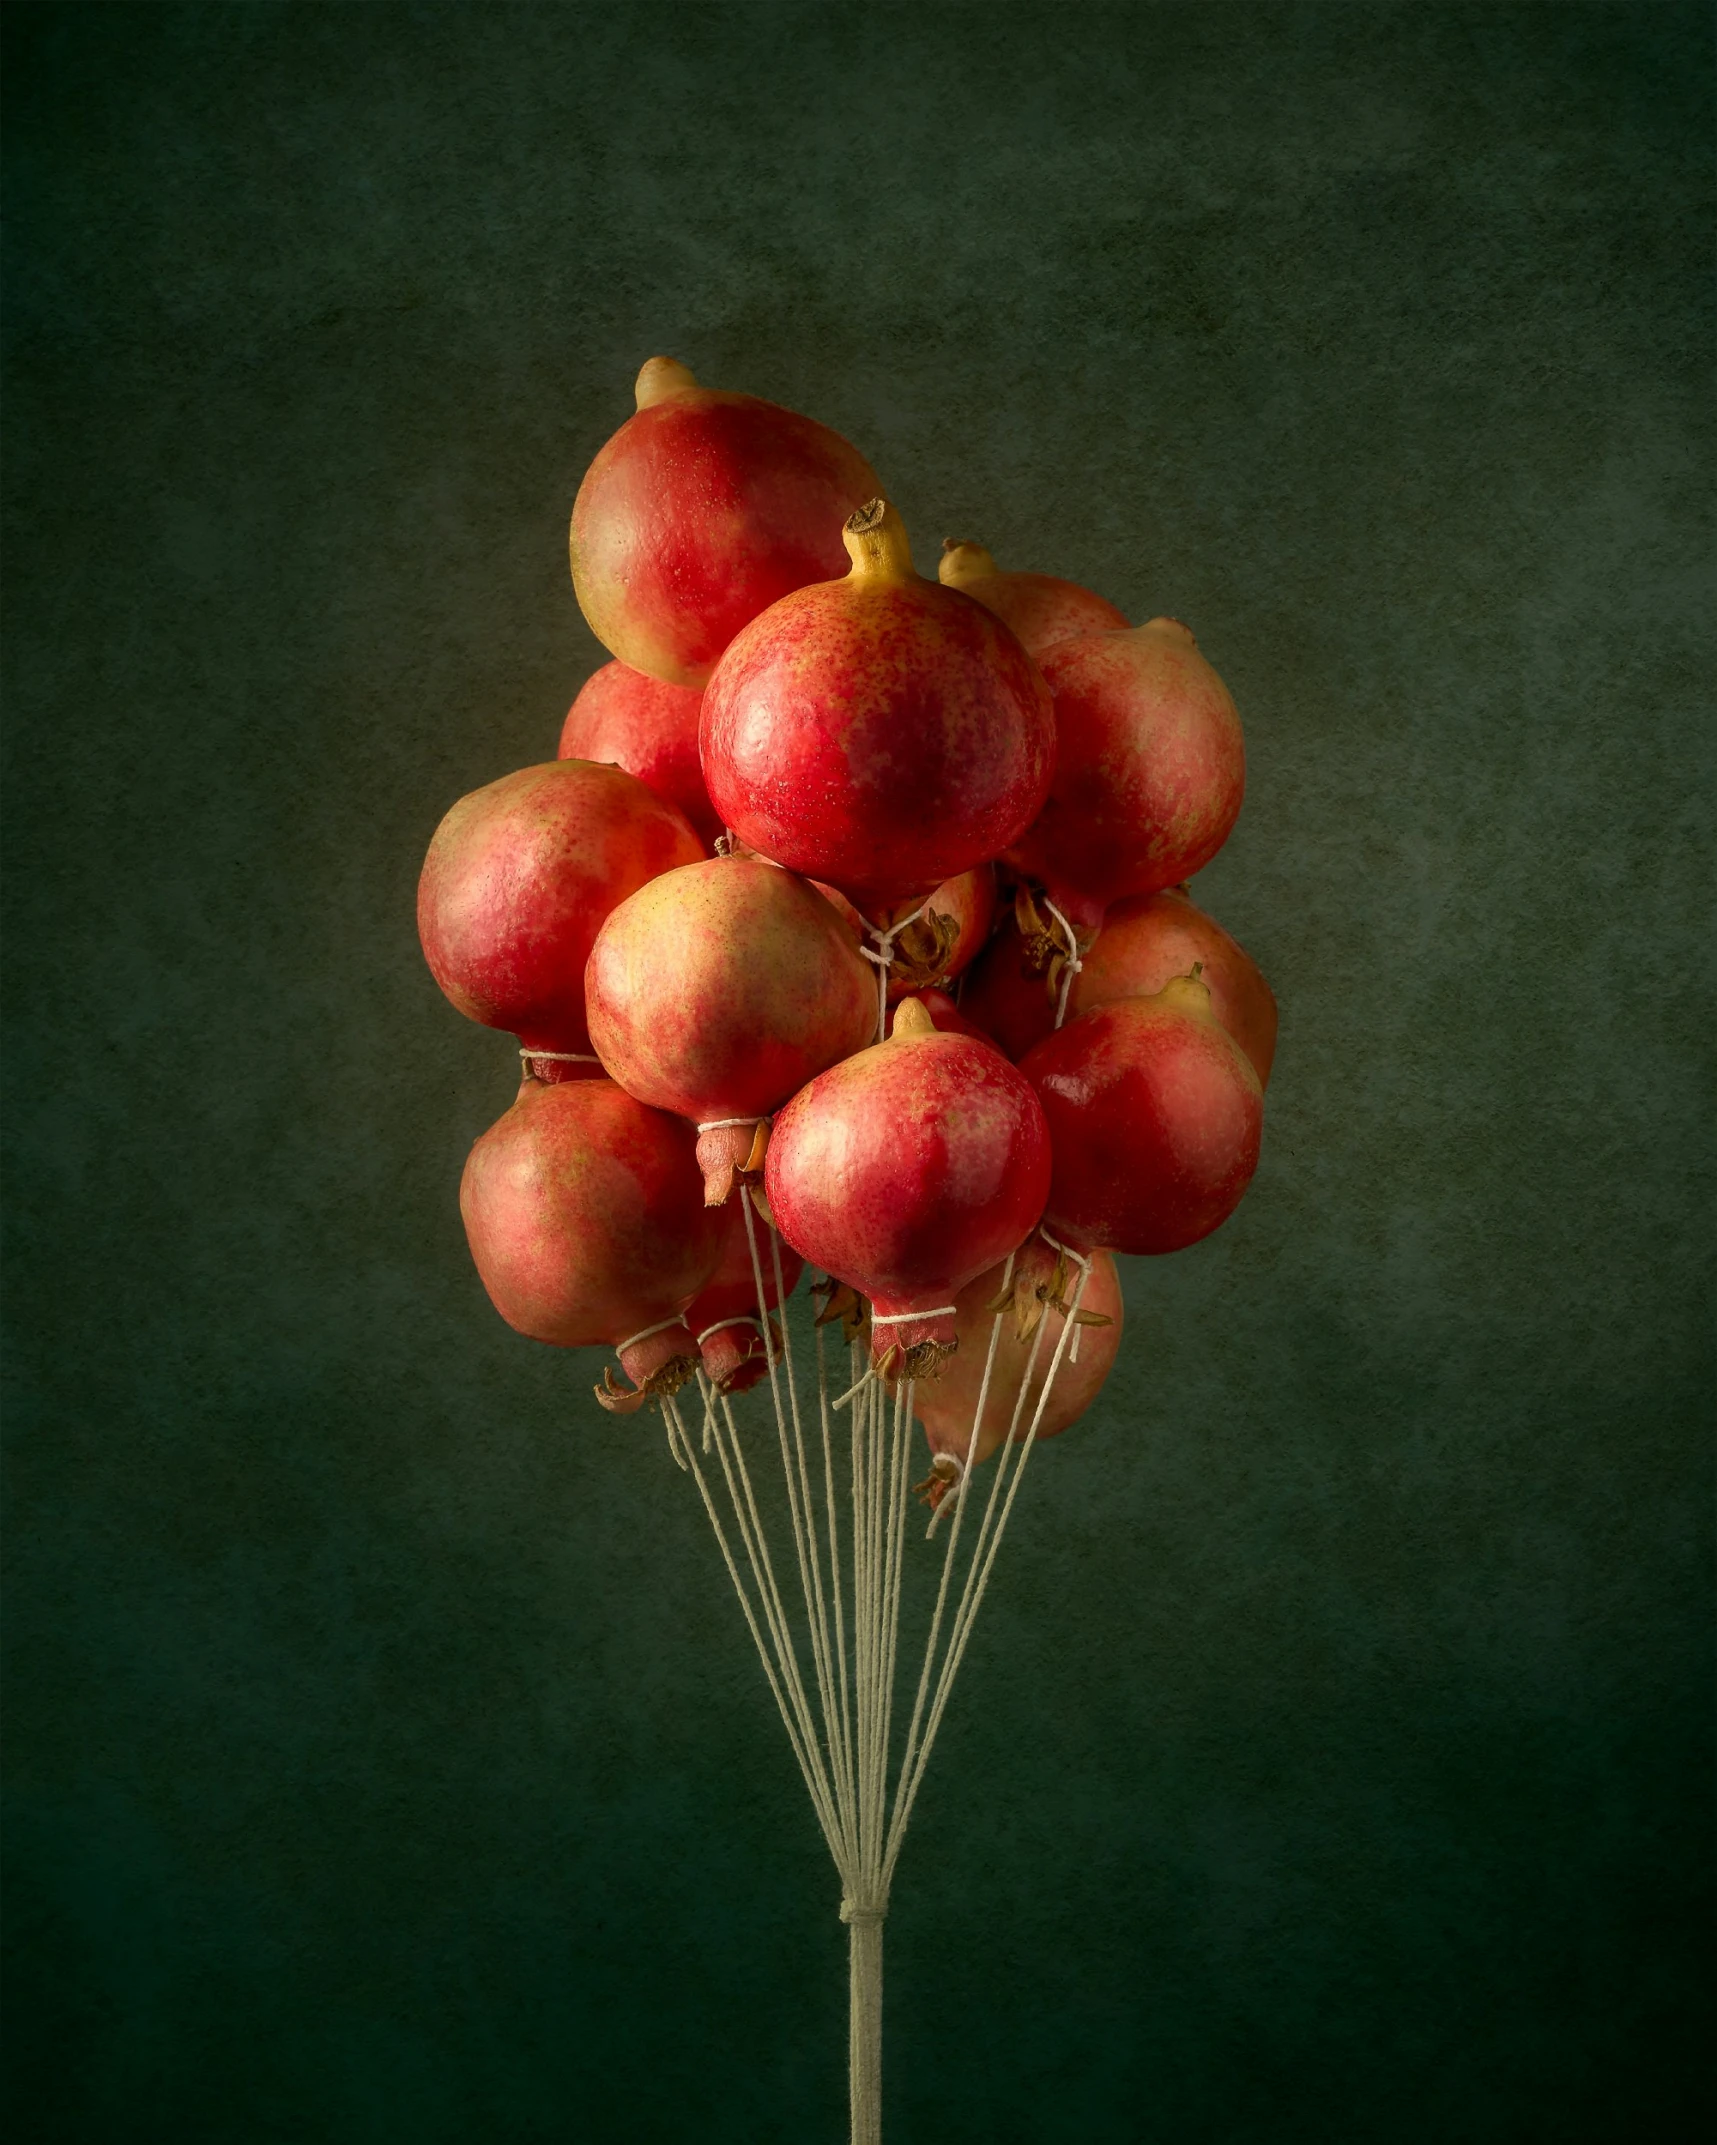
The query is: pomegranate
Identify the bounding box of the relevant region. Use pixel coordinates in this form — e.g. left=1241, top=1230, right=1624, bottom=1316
left=764, top=997, right=1051, bottom=1375
left=1020, top=974, right=1262, bottom=1256
left=963, top=884, right=1278, bottom=1085
left=459, top=1076, right=724, bottom=1410
left=701, top=499, right=1056, bottom=908
left=915, top=1236, right=1125, bottom=1507
left=937, top=540, right=1128, bottom=656
left=813, top=866, right=997, bottom=1007
left=558, top=660, right=721, bottom=850
left=418, top=760, right=702, bottom=1053
left=685, top=1200, right=806, bottom=1396
left=570, top=357, right=880, bottom=689
left=916, top=987, right=1002, bottom=1050
left=584, top=854, right=876, bottom=1203
left=1008, top=619, right=1244, bottom=932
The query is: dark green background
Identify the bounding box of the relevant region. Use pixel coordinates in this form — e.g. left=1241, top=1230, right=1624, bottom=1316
left=3, top=4, right=1711, bottom=2139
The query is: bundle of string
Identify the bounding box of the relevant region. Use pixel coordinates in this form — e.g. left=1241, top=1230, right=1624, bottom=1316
left=652, top=1186, right=1091, bottom=2145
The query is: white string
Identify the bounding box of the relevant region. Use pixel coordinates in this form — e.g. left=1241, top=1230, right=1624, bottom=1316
left=832, top=1363, right=877, bottom=1411
left=740, top=1196, right=856, bottom=1857
left=883, top=1255, right=1092, bottom=1889
left=696, top=1114, right=769, bottom=1133
left=614, top=1314, right=688, bottom=1355
left=813, top=1295, right=859, bottom=1849
left=692, top=1372, right=846, bottom=1854
left=695, top=1314, right=763, bottom=1346
left=655, top=1192, right=1084, bottom=2144
left=519, top=1047, right=602, bottom=1064
left=869, top=1305, right=957, bottom=1326
left=1036, top=1225, right=1095, bottom=1364
left=665, top=1394, right=845, bottom=1863
left=1041, top=896, right=1084, bottom=1029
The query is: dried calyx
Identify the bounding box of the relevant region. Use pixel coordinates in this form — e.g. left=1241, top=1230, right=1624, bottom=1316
left=594, top=1322, right=702, bottom=1414
left=1014, top=881, right=1097, bottom=997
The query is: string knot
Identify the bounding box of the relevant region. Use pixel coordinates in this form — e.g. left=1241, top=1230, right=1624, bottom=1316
left=1041, top=896, right=1085, bottom=1030
left=840, top=1898, right=887, bottom=1927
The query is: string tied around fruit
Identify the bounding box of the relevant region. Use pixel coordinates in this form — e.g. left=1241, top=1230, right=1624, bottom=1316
left=1035, top=1228, right=1097, bottom=1362
left=594, top=1314, right=701, bottom=1418
left=1012, top=882, right=1094, bottom=1029
left=519, top=1046, right=603, bottom=1083
left=856, top=895, right=942, bottom=1040
left=1042, top=898, right=1084, bottom=1029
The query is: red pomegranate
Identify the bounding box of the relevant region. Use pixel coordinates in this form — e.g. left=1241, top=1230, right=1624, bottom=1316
left=418, top=760, right=702, bottom=1053
left=915, top=1237, right=1124, bottom=1507
left=585, top=854, right=876, bottom=1203
left=764, top=997, right=1051, bottom=1374
left=685, top=1200, right=806, bottom=1396
left=1008, top=619, right=1244, bottom=932
left=459, top=1077, right=724, bottom=1410
left=570, top=357, right=880, bottom=689
left=701, top=499, right=1056, bottom=909
left=937, top=540, right=1129, bottom=656
left=963, top=884, right=1278, bottom=1084
left=813, top=866, right=997, bottom=1008
left=1020, top=974, right=1263, bottom=1256
left=558, top=660, right=721, bottom=850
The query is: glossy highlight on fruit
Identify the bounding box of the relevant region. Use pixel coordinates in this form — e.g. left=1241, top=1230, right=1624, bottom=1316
left=459, top=1077, right=724, bottom=1407
left=1009, top=618, right=1244, bottom=931
left=571, top=358, right=880, bottom=689
left=1020, top=974, right=1262, bottom=1256
left=702, top=500, right=1056, bottom=908
left=937, top=540, right=1129, bottom=656
left=559, top=660, right=721, bottom=850
left=418, top=760, right=703, bottom=1052
left=765, top=997, right=1051, bottom=1372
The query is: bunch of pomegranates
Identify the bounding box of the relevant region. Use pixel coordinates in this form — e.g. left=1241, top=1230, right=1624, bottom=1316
left=418, top=356, right=1277, bottom=1486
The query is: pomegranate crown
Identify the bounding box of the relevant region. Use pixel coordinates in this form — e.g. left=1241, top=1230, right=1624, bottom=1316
left=843, top=497, right=915, bottom=580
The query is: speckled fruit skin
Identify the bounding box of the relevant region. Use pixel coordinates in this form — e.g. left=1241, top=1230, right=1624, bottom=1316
left=459, top=1078, right=723, bottom=1350
left=701, top=501, right=1056, bottom=909
left=916, top=1245, right=1124, bottom=1471
left=1009, top=619, right=1244, bottom=932
left=585, top=852, right=875, bottom=1127
left=685, top=1202, right=805, bottom=1395
left=1020, top=980, right=1263, bottom=1256
left=963, top=886, right=1278, bottom=1084
left=937, top=540, right=1129, bottom=657
left=764, top=1000, right=1051, bottom=1361
left=418, top=760, right=702, bottom=1052
left=570, top=359, right=880, bottom=689
left=558, top=661, right=720, bottom=850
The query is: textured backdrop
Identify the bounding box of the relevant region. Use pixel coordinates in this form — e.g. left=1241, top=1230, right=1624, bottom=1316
left=3, top=5, right=1711, bottom=2140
